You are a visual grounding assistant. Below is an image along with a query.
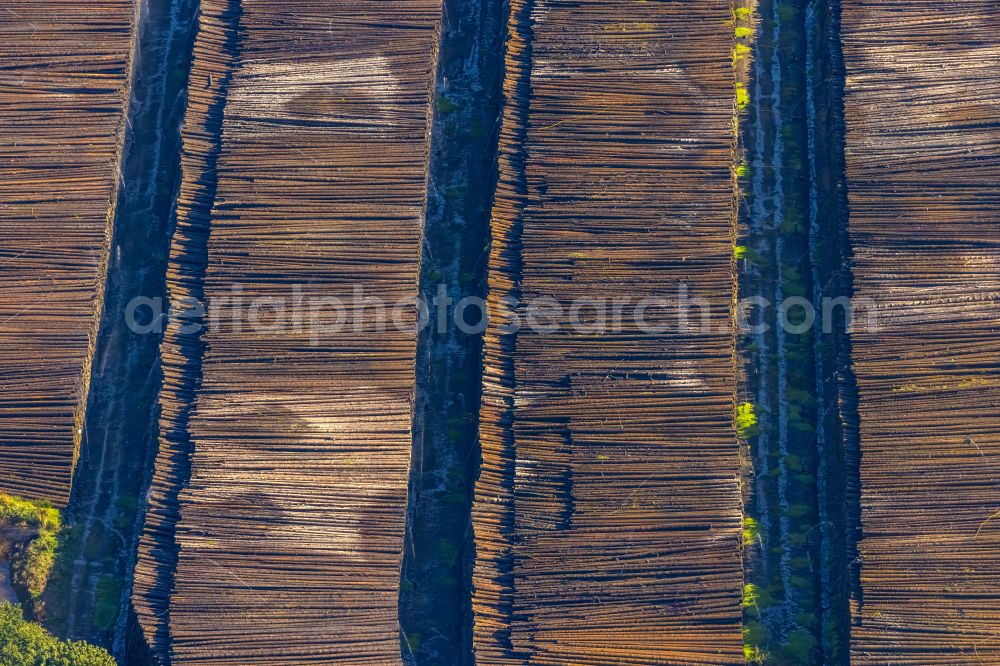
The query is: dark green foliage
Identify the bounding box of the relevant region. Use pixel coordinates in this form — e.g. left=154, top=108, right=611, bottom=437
left=91, top=575, right=122, bottom=632
left=0, top=602, right=114, bottom=665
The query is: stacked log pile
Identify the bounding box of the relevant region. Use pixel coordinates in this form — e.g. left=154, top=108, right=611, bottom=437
left=160, top=1, right=442, bottom=663
left=842, top=1, right=1000, bottom=662
left=0, top=1, right=134, bottom=505
left=472, top=1, right=744, bottom=663
left=131, top=0, right=240, bottom=661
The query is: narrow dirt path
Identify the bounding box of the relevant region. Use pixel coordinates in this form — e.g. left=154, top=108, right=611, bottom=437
left=398, top=0, right=504, bottom=663
left=740, top=0, right=853, bottom=662
left=45, top=0, right=197, bottom=648
left=0, top=561, right=15, bottom=603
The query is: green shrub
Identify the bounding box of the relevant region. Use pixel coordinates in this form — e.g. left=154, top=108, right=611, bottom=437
left=435, top=538, right=458, bottom=561
left=743, top=620, right=765, bottom=646
left=743, top=582, right=776, bottom=609
left=733, top=43, right=752, bottom=65
left=790, top=575, right=812, bottom=592
left=787, top=504, right=813, bottom=520
left=786, top=388, right=816, bottom=407
left=795, top=611, right=818, bottom=627
left=404, top=630, right=422, bottom=652
left=794, top=473, right=816, bottom=487
left=742, top=517, right=760, bottom=546
left=0, top=495, right=58, bottom=532
left=113, top=496, right=137, bottom=512
left=744, top=645, right=769, bottom=664
left=779, top=628, right=818, bottom=662
left=783, top=453, right=804, bottom=473
left=435, top=94, right=459, bottom=115
left=11, top=533, right=58, bottom=599
left=790, top=557, right=811, bottom=571
left=742, top=619, right=767, bottom=664
left=736, top=402, right=760, bottom=439
left=0, top=493, right=61, bottom=600
left=0, top=602, right=114, bottom=665
left=742, top=583, right=759, bottom=608
left=777, top=4, right=798, bottom=23
left=735, top=83, right=750, bottom=111
left=440, top=491, right=468, bottom=506
left=92, top=575, right=122, bottom=633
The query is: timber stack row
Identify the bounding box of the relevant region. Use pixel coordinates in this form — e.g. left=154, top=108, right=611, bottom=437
left=471, top=1, right=744, bottom=664
left=842, top=0, right=1000, bottom=662
left=0, top=0, right=133, bottom=505
left=131, top=0, right=241, bottom=661
left=158, top=1, right=442, bottom=663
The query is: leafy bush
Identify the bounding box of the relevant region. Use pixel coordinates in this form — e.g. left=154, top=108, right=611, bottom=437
left=0, top=493, right=61, bottom=600
left=735, top=83, right=750, bottom=111
left=0, top=602, right=114, bottom=666
left=0, top=495, right=58, bottom=532
left=779, top=628, right=819, bottom=662
left=743, top=619, right=768, bottom=664
left=435, top=94, right=459, bottom=115
left=742, top=517, right=760, bottom=546
left=742, top=583, right=759, bottom=608
left=11, top=533, right=58, bottom=600
left=736, top=402, right=760, bottom=439
left=787, top=504, right=813, bottom=520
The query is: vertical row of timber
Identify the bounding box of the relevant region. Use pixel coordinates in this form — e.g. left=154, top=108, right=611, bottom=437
left=0, top=0, right=135, bottom=505
left=147, top=0, right=442, bottom=663
left=841, top=0, right=1000, bottom=662
left=471, top=1, right=745, bottom=663
left=131, top=0, right=241, bottom=661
